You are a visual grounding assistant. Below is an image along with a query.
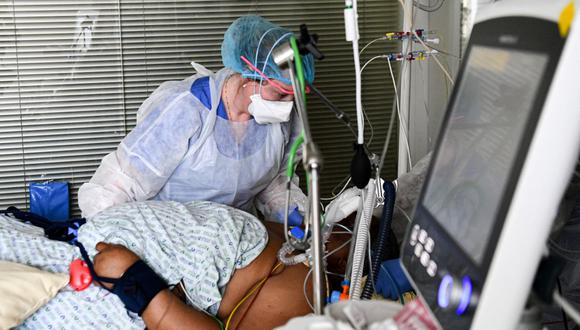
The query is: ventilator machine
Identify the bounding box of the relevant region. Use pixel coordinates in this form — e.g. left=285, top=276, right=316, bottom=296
left=278, top=0, right=580, bottom=328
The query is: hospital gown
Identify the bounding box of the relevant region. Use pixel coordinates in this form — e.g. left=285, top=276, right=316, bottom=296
left=0, top=200, right=268, bottom=329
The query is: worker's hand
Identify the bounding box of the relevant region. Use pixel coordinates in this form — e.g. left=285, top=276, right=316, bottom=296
left=93, top=242, right=140, bottom=289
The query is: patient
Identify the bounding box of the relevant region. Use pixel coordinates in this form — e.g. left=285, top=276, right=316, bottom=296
left=82, top=200, right=345, bottom=330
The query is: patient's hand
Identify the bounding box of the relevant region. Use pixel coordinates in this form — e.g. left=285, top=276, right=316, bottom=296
left=93, top=242, right=140, bottom=289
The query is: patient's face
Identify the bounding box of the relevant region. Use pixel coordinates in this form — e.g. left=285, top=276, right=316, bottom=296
left=325, top=213, right=400, bottom=281
left=325, top=215, right=357, bottom=275
left=262, top=212, right=400, bottom=291
left=325, top=234, right=350, bottom=274
left=263, top=219, right=351, bottom=274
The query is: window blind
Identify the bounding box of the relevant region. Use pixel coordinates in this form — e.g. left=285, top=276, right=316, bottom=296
left=0, top=0, right=399, bottom=215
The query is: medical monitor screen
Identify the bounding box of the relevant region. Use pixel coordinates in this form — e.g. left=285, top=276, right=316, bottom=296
left=422, top=46, right=548, bottom=265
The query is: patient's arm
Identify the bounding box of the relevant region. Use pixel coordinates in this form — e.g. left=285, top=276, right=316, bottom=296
left=93, top=242, right=220, bottom=329
left=142, top=290, right=220, bottom=330
left=92, top=242, right=139, bottom=289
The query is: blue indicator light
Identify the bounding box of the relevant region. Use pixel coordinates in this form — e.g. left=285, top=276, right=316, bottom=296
left=456, top=276, right=473, bottom=315
left=438, top=274, right=453, bottom=308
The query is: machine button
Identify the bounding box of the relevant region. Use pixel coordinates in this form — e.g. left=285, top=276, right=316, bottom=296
left=411, top=225, right=420, bottom=240
left=418, top=229, right=428, bottom=244
left=409, top=226, right=419, bottom=246
left=437, top=274, right=454, bottom=309
left=420, top=251, right=430, bottom=266
left=456, top=276, right=474, bottom=315
left=427, top=260, right=437, bottom=277
left=414, top=243, right=423, bottom=257
left=425, top=237, right=435, bottom=253
left=437, top=274, right=478, bottom=315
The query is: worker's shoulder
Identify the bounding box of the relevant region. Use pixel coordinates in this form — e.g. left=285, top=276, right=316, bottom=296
left=136, top=76, right=206, bottom=124
left=150, top=75, right=201, bottom=101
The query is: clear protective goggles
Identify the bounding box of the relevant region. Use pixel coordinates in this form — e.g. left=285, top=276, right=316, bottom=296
left=240, top=55, right=310, bottom=95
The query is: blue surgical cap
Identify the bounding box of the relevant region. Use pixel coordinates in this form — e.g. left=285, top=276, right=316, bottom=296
left=221, top=15, right=315, bottom=85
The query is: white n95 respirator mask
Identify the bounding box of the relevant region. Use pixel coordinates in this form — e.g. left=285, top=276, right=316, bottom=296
left=248, top=94, right=293, bottom=124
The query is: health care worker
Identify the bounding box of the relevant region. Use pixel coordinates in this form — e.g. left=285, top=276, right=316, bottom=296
left=78, top=15, right=315, bottom=224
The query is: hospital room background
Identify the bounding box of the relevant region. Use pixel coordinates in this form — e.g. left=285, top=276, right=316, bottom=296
left=1, top=0, right=580, bottom=329
left=0, top=0, right=464, bottom=213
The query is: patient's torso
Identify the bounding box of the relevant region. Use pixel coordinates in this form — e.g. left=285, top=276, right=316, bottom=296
left=78, top=200, right=268, bottom=315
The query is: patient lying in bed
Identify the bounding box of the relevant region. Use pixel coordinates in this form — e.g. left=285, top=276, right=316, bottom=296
left=84, top=200, right=314, bottom=330
left=0, top=200, right=344, bottom=330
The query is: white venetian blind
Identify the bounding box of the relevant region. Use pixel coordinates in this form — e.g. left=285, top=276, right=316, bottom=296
left=0, top=0, right=399, bottom=216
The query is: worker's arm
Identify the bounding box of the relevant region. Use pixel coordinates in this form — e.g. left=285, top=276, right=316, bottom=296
left=78, top=86, right=202, bottom=219
left=255, top=113, right=307, bottom=223
left=92, top=242, right=220, bottom=330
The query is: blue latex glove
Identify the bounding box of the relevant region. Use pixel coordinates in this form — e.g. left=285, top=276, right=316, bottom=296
left=275, top=206, right=303, bottom=226
left=375, top=259, right=413, bottom=300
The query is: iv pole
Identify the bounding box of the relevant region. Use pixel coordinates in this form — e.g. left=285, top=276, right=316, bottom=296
left=273, top=30, right=326, bottom=314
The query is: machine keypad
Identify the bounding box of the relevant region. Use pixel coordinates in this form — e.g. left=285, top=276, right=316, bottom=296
left=409, top=224, right=437, bottom=277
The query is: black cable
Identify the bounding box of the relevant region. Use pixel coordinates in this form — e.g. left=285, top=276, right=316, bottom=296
left=557, top=277, right=570, bottom=330
left=413, top=0, right=446, bottom=12
left=424, top=44, right=462, bottom=59
left=308, top=83, right=356, bottom=137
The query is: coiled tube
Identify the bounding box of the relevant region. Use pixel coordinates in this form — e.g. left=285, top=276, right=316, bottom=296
left=361, top=180, right=396, bottom=299
left=278, top=242, right=309, bottom=266
left=349, top=178, right=376, bottom=300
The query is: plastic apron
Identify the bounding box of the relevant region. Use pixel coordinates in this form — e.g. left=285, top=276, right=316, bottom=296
left=153, top=63, right=289, bottom=214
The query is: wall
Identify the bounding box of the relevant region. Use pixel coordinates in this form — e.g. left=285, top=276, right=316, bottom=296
left=0, top=1, right=400, bottom=214
left=406, top=0, right=463, bottom=167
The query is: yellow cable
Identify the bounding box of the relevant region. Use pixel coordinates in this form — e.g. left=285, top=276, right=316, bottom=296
left=225, top=262, right=283, bottom=330
left=325, top=272, right=330, bottom=301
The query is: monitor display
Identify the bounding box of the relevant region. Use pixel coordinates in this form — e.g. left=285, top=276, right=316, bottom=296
left=422, top=46, right=548, bottom=265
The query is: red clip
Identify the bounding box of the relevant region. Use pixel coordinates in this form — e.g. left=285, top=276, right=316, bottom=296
left=69, top=258, right=92, bottom=291
left=340, top=282, right=350, bottom=301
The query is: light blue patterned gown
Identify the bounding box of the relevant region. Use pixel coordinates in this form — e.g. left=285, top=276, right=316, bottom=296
left=0, top=200, right=268, bottom=329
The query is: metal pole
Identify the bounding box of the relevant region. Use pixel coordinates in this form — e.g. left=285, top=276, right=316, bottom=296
left=398, top=0, right=413, bottom=175
left=306, top=144, right=325, bottom=314
left=275, top=45, right=325, bottom=314
left=289, top=57, right=325, bottom=314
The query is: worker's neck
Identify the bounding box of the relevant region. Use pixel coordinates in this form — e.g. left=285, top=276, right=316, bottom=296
left=223, top=74, right=252, bottom=122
